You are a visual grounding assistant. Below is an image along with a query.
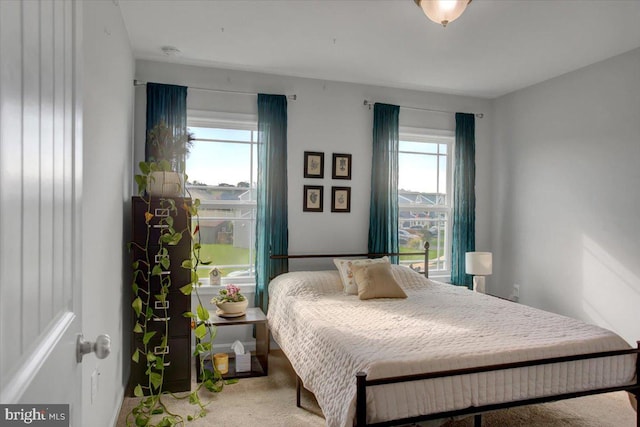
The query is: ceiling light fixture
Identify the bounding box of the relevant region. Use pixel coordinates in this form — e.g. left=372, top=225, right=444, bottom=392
left=414, top=0, right=472, bottom=27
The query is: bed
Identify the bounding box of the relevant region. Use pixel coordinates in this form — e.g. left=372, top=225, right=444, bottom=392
left=266, top=259, right=639, bottom=427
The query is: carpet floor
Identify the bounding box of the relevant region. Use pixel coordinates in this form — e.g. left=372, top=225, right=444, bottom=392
left=116, top=350, right=636, bottom=426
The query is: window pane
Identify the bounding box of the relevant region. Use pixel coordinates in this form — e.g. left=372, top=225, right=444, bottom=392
left=399, top=134, right=452, bottom=274
left=188, top=186, right=255, bottom=205
left=187, top=141, right=251, bottom=189
left=398, top=209, right=449, bottom=273
left=399, top=152, right=438, bottom=194
left=189, top=126, right=253, bottom=142
left=194, top=209, right=254, bottom=279
left=399, top=140, right=438, bottom=154
left=187, top=122, right=257, bottom=283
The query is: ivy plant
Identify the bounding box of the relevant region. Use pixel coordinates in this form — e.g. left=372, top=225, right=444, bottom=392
left=127, top=161, right=235, bottom=427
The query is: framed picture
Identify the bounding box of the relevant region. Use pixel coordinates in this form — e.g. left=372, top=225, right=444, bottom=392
left=331, top=186, right=351, bottom=213
left=332, top=153, right=352, bottom=180
left=304, top=151, right=324, bottom=178
left=303, top=185, right=323, bottom=212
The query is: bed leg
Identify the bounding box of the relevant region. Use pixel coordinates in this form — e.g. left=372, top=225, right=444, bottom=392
left=296, top=375, right=301, bottom=408
left=356, top=372, right=367, bottom=426
left=474, top=414, right=482, bottom=427
left=423, top=241, right=430, bottom=278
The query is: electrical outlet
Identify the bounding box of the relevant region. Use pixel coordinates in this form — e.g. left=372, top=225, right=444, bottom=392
left=513, top=284, right=520, bottom=301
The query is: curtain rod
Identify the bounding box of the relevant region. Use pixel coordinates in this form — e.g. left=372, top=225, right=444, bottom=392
left=134, top=80, right=297, bottom=101
left=363, top=100, right=483, bottom=118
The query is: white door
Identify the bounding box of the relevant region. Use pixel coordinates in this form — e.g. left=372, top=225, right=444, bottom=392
left=0, top=0, right=86, bottom=424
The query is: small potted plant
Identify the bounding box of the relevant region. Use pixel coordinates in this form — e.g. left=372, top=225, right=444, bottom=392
left=211, top=284, right=248, bottom=317
left=146, top=121, right=193, bottom=197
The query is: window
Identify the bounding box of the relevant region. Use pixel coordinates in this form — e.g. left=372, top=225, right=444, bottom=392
left=398, top=129, right=453, bottom=276
left=186, top=117, right=258, bottom=284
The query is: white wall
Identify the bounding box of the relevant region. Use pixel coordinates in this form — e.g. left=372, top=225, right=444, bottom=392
left=82, top=2, right=134, bottom=426
left=492, top=48, right=640, bottom=345
left=134, top=60, right=493, bottom=274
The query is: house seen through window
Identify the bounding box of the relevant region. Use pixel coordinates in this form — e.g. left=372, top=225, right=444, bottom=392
left=186, top=121, right=257, bottom=284
left=398, top=130, right=453, bottom=276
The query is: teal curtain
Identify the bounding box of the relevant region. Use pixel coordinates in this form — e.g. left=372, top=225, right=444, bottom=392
left=368, top=103, right=400, bottom=262
left=145, top=82, right=188, bottom=172
left=451, top=113, right=476, bottom=287
left=255, top=94, right=288, bottom=313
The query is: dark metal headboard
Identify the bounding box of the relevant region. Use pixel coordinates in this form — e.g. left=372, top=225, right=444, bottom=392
left=270, top=241, right=430, bottom=278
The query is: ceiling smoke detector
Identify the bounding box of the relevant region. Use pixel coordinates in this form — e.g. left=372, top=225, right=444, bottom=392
left=161, top=46, right=181, bottom=57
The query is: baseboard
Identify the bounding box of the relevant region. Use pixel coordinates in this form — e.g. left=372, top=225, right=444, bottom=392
left=110, top=386, right=126, bottom=427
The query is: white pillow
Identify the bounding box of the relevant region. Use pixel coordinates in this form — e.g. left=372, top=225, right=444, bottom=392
left=333, top=256, right=390, bottom=295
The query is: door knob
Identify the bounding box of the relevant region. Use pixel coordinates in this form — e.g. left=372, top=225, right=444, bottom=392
left=76, top=334, right=111, bottom=363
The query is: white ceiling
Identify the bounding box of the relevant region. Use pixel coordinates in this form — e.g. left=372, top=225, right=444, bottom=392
left=118, top=0, right=640, bottom=99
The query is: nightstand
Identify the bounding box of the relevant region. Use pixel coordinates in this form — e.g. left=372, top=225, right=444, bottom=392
left=196, top=307, right=269, bottom=380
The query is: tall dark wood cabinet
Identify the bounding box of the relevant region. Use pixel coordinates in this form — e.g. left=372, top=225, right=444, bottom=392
left=129, top=196, right=192, bottom=394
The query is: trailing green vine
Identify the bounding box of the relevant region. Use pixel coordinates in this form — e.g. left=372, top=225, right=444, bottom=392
left=127, top=161, right=234, bottom=427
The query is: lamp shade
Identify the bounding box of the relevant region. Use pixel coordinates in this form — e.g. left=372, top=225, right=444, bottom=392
left=415, top=0, right=472, bottom=27
left=465, top=252, right=492, bottom=275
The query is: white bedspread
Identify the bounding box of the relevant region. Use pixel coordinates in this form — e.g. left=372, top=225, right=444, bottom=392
left=267, top=266, right=636, bottom=426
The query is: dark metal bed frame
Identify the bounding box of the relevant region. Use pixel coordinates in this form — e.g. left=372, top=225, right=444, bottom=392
left=354, top=346, right=640, bottom=427
left=270, top=242, right=431, bottom=279
left=270, top=248, right=640, bottom=426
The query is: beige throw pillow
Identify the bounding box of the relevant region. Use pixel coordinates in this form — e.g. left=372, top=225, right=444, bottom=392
left=351, top=263, right=407, bottom=300
left=333, top=256, right=390, bottom=295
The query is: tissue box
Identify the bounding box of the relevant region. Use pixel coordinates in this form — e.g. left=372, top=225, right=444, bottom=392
left=235, top=352, right=251, bottom=373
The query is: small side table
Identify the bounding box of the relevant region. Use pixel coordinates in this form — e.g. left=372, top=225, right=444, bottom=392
left=196, top=307, right=269, bottom=380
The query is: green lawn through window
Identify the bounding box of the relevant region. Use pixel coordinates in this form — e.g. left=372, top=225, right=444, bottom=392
left=195, top=244, right=251, bottom=278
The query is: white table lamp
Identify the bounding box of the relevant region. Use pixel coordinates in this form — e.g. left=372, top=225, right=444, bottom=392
left=465, top=252, right=492, bottom=293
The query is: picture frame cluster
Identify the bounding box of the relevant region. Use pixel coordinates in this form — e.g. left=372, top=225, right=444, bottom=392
left=303, top=151, right=352, bottom=213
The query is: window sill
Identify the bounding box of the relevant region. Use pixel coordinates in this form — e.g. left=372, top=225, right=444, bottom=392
left=194, top=280, right=256, bottom=296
